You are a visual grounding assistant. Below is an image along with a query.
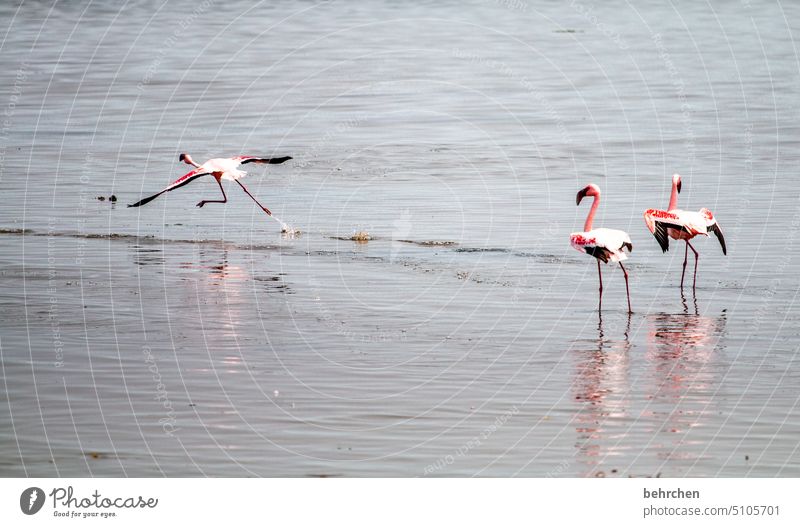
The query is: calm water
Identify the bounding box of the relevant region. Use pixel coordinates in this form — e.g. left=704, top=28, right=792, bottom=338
left=1, top=0, right=799, bottom=477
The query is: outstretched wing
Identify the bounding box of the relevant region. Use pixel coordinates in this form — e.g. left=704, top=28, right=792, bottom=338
left=128, top=169, right=211, bottom=208
left=701, top=208, right=727, bottom=255
left=643, top=209, right=688, bottom=253
left=233, top=155, right=293, bottom=166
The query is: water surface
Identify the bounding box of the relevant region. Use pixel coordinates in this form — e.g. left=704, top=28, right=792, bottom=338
left=1, top=0, right=799, bottom=476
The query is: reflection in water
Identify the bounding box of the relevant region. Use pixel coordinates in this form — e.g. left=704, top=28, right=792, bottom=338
left=680, top=291, right=699, bottom=316
left=572, top=313, right=632, bottom=477
left=645, top=298, right=727, bottom=468
left=131, top=244, right=164, bottom=267
left=179, top=248, right=250, bottom=372
left=571, top=301, right=728, bottom=477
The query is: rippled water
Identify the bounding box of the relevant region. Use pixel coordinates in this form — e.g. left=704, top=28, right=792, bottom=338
left=1, top=0, right=799, bottom=477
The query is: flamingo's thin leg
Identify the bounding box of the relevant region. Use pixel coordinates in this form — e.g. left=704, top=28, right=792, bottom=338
left=619, top=262, right=632, bottom=314
left=687, top=240, right=699, bottom=293
left=597, top=259, right=603, bottom=311
left=196, top=178, right=227, bottom=208
left=235, top=179, right=272, bottom=216
left=680, top=241, right=689, bottom=289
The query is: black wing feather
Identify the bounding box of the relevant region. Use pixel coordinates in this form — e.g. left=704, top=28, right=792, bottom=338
left=584, top=245, right=611, bottom=263
left=128, top=172, right=210, bottom=208
left=128, top=192, right=164, bottom=208
left=708, top=223, right=727, bottom=255
left=652, top=221, right=687, bottom=253
left=240, top=156, right=293, bottom=165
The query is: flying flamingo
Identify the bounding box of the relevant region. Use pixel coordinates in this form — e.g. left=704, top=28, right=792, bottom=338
left=643, top=174, right=726, bottom=292
left=128, top=153, right=292, bottom=216
left=570, top=184, right=633, bottom=313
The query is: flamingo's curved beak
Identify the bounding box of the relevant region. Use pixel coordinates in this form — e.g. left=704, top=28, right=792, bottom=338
left=576, top=187, right=589, bottom=205
left=677, top=179, right=682, bottom=193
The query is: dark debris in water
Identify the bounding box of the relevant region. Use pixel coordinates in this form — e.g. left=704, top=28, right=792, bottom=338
left=0, top=227, right=283, bottom=251
left=396, top=239, right=458, bottom=247
left=0, top=228, right=33, bottom=235
left=330, top=231, right=372, bottom=242
left=454, top=247, right=510, bottom=253
left=84, top=451, right=115, bottom=460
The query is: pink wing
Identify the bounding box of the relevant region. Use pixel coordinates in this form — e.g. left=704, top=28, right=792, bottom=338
left=643, top=209, right=692, bottom=253
left=128, top=168, right=211, bottom=208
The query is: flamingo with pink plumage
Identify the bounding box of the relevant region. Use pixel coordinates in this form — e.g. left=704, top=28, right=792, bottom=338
left=129, top=153, right=292, bottom=216
left=643, top=174, right=726, bottom=292
left=570, top=184, right=633, bottom=313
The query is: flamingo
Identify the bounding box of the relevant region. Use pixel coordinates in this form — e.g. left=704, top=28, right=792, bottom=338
left=643, top=174, right=726, bottom=292
left=128, top=153, right=292, bottom=216
left=570, top=184, right=633, bottom=313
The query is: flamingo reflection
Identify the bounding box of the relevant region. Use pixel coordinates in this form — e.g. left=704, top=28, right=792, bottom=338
left=572, top=313, right=632, bottom=477
left=179, top=248, right=252, bottom=372
left=644, top=298, right=727, bottom=469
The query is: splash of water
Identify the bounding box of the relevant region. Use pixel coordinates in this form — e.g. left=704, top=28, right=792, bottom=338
left=269, top=213, right=300, bottom=236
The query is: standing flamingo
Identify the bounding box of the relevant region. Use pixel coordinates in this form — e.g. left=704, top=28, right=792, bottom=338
left=570, top=184, right=633, bottom=313
left=643, top=174, right=726, bottom=292
left=128, top=153, right=292, bottom=216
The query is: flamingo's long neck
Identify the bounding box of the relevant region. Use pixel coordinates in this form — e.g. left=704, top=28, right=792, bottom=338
left=584, top=194, right=599, bottom=232
left=668, top=179, right=679, bottom=210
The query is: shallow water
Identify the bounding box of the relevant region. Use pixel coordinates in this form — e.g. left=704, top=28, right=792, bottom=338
left=1, top=0, right=799, bottom=477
